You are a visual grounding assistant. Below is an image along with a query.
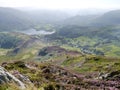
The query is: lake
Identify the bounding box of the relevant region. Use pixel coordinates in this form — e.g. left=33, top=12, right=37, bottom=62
left=18, top=29, right=55, bottom=35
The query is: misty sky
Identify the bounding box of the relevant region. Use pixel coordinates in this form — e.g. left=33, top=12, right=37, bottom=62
left=0, top=0, right=120, bottom=9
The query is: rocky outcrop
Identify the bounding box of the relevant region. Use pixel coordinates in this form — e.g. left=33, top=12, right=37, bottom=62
left=0, top=66, right=25, bottom=89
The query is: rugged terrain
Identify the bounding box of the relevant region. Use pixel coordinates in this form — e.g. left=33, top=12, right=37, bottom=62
left=0, top=7, right=120, bottom=90
left=0, top=61, right=120, bottom=90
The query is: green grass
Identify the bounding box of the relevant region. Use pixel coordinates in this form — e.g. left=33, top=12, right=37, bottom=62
left=62, top=56, right=85, bottom=66
left=61, top=45, right=81, bottom=52
left=0, top=48, right=11, bottom=56
left=61, top=55, right=120, bottom=74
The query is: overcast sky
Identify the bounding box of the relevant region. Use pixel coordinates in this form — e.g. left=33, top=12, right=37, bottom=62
left=0, top=0, right=120, bottom=9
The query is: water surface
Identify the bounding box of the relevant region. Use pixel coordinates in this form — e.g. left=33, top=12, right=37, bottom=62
left=18, top=29, right=55, bottom=35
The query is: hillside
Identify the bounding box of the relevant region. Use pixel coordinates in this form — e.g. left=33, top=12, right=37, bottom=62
left=0, top=60, right=119, bottom=90
left=0, top=7, right=71, bottom=32
left=46, top=10, right=120, bottom=57
left=0, top=8, right=120, bottom=90
left=59, top=10, right=120, bottom=26
left=91, top=10, right=120, bottom=26
left=0, top=7, right=33, bottom=31
left=59, top=15, right=98, bottom=26
left=1, top=8, right=120, bottom=31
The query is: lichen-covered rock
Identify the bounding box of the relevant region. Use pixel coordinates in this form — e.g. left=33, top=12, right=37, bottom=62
left=0, top=66, right=25, bottom=89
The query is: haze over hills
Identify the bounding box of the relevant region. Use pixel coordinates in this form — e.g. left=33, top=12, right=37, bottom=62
left=91, top=10, right=120, bottom=26
left=26, top=10, right=71, bottom=24
left=60, top=9, right=120, bottom=26
left=0, top=7, right=73, bottom=31
left=0, top=7, right=33, bottom=31
left=1, top=7, right=120, bottom=31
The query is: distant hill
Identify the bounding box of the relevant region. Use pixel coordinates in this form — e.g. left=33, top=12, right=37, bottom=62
left=53, top=9, right=120, bottom=39
left=1, top=7, right=120, bottom=32
left=0, top=7, right=33, bottom=31
left=91, top=10, right=120, bottom=26
left=59, top=15, right=98, bottom=26
left=59, top=10, right=120, bottom=26
left=0, top=8, right=71, bottom=31
left=50, top=9, right=120, bottom=40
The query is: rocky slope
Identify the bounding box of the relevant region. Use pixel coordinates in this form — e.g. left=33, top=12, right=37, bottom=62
left=0, top=61, right=119, bottom=90
left=0, top=66, right=25, bottom=89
